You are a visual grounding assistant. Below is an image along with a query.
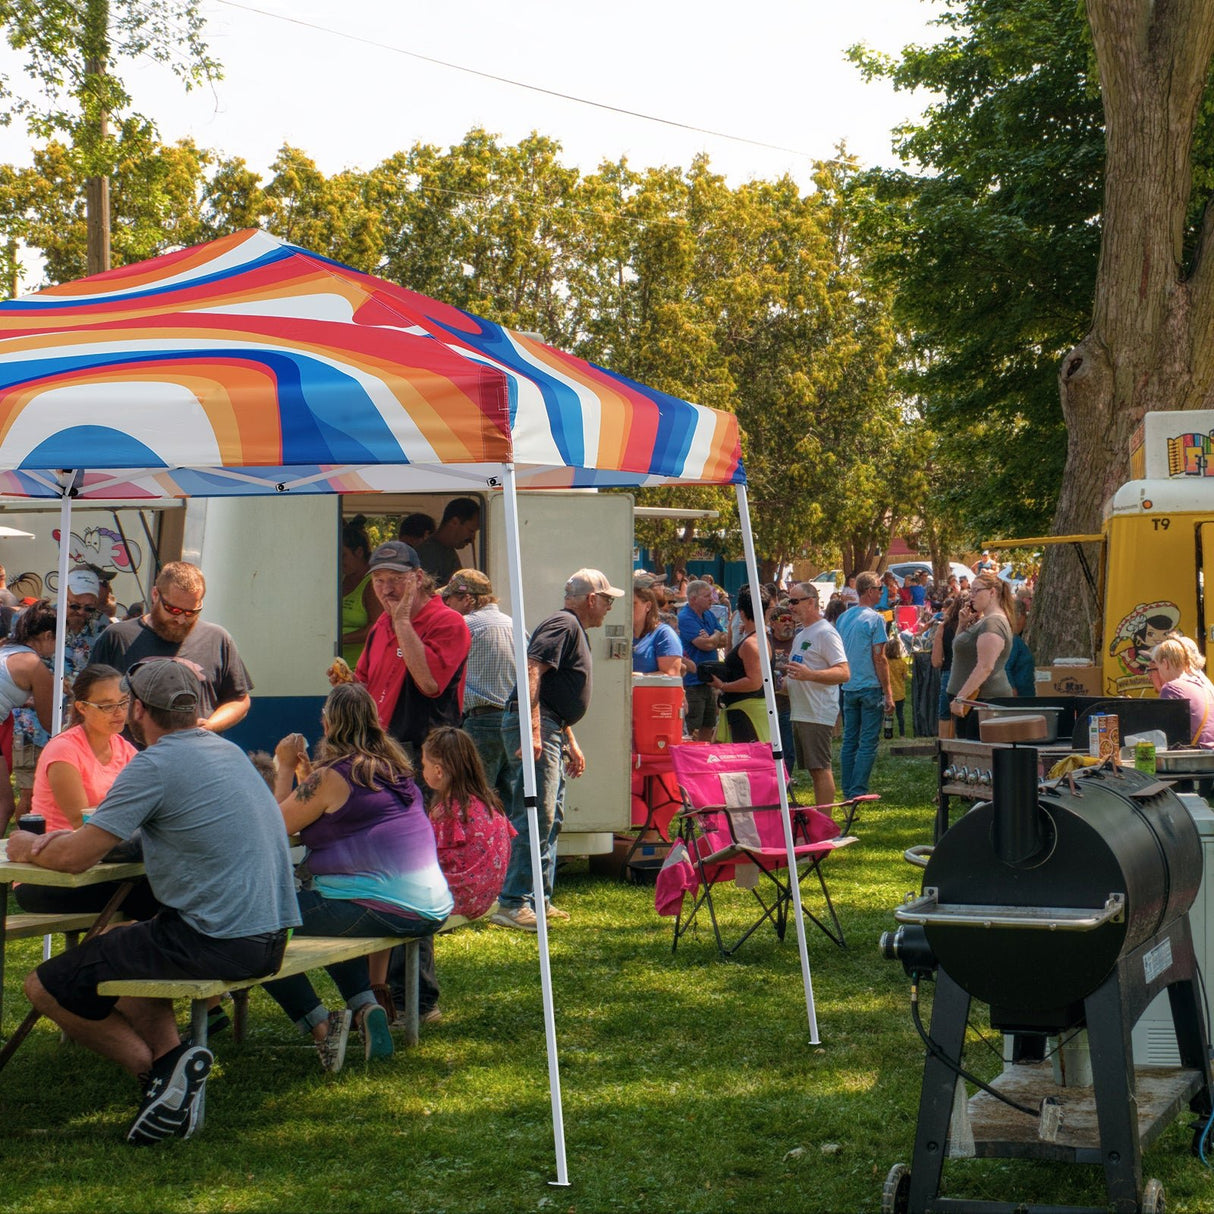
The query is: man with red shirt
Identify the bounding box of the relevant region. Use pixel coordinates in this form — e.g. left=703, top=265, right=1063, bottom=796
left=347, top=540, right=470, bottom=1027
left=353, top=541, right=470, bottom=761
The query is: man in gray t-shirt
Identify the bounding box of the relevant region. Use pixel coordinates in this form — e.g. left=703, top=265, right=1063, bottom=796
left=10, top=659, right=299, bottom=1146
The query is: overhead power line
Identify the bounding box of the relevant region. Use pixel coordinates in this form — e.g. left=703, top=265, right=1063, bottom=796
left=211, top=0, right=814, bottom=160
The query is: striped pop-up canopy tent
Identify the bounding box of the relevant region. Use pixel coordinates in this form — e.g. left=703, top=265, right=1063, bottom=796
left=0, top=231, right=818, bottom=1183
left=0, top=228, right=743, bottom=498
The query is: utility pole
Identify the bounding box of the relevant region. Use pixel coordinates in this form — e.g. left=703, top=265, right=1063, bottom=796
left=83, top=0, right=111, bottom=275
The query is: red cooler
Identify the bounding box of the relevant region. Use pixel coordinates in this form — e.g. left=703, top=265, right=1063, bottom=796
left=632, top=674, right=685, bottom=754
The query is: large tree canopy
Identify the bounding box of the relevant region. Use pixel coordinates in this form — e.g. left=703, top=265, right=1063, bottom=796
left=855, top=0, right=1214, bottom=660
left=0, top=127, right=909, bottom=574
left=850, top=0, right=1104, bottom=542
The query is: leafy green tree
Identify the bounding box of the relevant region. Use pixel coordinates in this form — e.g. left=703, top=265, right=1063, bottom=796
left=3, top=126, right=213, bottom=285
left=850, top=0, right=1104, bottom=545
left=375, top=129, right=583, bottom=341
left=854, top=0, right=1214, bottom=661
left=0, top=0, right=218, bottom=272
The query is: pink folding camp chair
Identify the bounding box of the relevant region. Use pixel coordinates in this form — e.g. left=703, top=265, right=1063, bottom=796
left=662, top=741, right=873, bottom=958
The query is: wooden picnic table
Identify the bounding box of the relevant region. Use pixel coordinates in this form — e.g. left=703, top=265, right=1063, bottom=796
left=0, top=839, right=145, bottom=1060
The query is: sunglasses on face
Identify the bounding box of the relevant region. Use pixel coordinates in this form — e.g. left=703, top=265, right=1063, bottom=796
left=159, top=599, right=202, bottom=617
left=787, top=597, right=816, bottom=606
left=67, top=603, right=97, bottom=614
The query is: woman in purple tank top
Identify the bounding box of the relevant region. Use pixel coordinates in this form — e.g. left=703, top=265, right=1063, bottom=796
left=261, top=683, right=453, bottom=1072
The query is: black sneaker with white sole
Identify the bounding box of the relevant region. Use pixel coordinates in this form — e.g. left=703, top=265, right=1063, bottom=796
left=126, top=1042, right=213, bottom=1146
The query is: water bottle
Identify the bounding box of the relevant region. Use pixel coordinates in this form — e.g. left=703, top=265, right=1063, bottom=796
left=883, top=708, right=894, bottom=740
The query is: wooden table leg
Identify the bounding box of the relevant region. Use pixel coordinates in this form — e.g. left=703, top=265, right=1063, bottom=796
left=0, top=879, right=133, bottom=1073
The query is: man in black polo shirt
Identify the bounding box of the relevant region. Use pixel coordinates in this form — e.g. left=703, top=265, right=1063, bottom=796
left=491, top=568, right=623, bottom=930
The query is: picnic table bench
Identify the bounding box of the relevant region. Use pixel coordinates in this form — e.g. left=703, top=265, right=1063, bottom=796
left=99, top=934, right=422, bottom=1049
left=95, top=909, right=490, bottom=1049
left=6, top=910, right=114, bottom=941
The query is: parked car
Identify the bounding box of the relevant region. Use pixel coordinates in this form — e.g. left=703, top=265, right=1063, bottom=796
left=810, top=569, right=842, bottom=597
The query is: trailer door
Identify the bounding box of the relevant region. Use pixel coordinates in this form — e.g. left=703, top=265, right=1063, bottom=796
left=488, top=492, right=632, bottom=856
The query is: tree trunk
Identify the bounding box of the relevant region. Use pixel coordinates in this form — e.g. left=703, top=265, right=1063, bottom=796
left=1030, top=0, right=1214, bottom=662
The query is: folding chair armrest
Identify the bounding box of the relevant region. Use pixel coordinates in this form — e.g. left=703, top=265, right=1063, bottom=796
left=677, top=802, right=784, bottom=818
left=834, top=792, right=879, bottom=834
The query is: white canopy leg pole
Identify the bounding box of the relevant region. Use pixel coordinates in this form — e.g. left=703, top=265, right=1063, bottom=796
left=51, top=476, right=75, bottom=734
left=42, top=476, right=76, bottom=962
left=735, top=484, right=820, bottom=1043
left=501, top=464, right=570, bottom=1186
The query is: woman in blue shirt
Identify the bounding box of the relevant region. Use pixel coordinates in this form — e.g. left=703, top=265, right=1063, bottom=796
left=632, top=585, right=683, bottom=674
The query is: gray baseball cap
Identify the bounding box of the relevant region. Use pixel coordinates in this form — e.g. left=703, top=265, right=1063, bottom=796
left=125, top=658, right=201, bottom=713
left=368, top=541, right=420, bottom=573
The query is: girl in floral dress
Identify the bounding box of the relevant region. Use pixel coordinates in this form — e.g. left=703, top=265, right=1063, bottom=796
left=421, top=726, right=515, bottom=919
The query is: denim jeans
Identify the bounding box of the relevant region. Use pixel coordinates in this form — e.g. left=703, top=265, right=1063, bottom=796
left=840, top=687, right=884, bottom=800
left=261, top=888, right=442, bottom=1030
left=776, top=706, right=794, bottom=772
left=498, top=708, right=565, bottom=909
left=461, top=709, right=515, bottom=812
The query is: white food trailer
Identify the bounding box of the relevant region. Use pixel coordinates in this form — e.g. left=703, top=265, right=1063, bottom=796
left=0, top=489, right=634, bottom=855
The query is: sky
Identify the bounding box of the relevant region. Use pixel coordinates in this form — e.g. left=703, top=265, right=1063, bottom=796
left=0, top=0, right=947, bottom=189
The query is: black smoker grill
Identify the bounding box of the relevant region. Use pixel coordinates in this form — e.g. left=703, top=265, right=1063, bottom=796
left=882, top=749, right=1214, bottom=1214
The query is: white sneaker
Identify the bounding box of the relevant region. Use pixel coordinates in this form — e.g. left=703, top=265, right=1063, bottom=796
left=315, top=1008, right=352, bottom=1073
left=489, top=905, right=539, bottom=932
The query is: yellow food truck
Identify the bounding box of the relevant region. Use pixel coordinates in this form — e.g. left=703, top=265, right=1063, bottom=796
left=996, top=410, right=1214, bottom=697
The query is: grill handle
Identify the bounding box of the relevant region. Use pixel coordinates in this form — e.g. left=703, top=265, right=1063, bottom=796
left=903, top=845, right=933, bottom=869
left=894, top=888, right=1125, bottom=931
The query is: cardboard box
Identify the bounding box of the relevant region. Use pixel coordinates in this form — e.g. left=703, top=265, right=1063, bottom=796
left=1035, top=664, right=1104, bottom=697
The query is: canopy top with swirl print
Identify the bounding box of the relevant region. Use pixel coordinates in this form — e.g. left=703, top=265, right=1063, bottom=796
left=0, top=229, right=744, bottom=501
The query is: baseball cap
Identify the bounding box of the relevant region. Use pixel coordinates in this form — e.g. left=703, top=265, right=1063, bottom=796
left=125, top=658, right=201, bottom=713
left=67, top=569, right=100, bottom=596
left=443, top=568, right=493, bottom=598
left=367, top=541, right=420, bottom=573
left=565, top=568, right=625, bottom=599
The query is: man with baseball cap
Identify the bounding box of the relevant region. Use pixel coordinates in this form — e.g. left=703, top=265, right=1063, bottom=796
left=493, top=567, right=624, bottom=930
left=441, top=568, right=517, bottom=811
left=347, top=542, right=470, bottom=1025
left=350, top=541, right=471, bottom=758
left=8, top=658, right=300, bottom=1146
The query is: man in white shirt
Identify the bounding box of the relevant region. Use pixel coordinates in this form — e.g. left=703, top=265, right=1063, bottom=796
left=784, top=583, right=850, bottom=807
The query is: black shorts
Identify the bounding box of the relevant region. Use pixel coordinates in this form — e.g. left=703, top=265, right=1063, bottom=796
left=37, top=908, right=289, bottom=1021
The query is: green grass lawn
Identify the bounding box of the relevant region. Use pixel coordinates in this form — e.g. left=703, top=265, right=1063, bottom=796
left=2, top=745, right=1214, bottom=1211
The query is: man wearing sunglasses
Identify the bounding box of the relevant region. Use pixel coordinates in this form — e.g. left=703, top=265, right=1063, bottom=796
left=92, top=562, right=253, bottom=738
left=11, top=567, right=112, bottom=807
left=64, top=568, right=109, bottom=664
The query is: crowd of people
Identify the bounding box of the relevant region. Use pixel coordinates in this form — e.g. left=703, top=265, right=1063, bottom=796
left=0, top=525, right=1068, bottom=1146
left=3, top=499, right=623, bottom=1144
left=629, top=559, right=1041, bottom=800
